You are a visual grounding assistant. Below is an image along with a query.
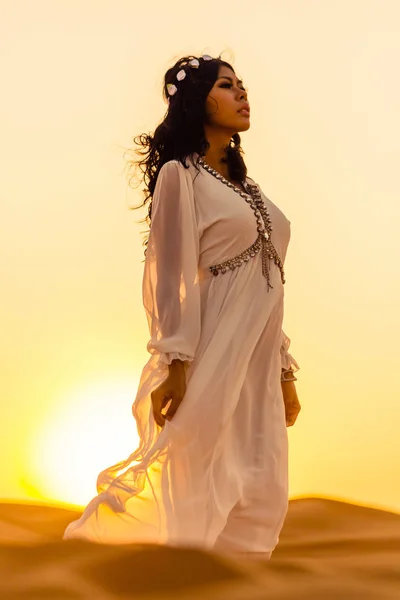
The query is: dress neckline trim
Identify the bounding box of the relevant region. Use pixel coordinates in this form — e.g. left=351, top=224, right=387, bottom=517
left=196, top=156, right=252, bottom=199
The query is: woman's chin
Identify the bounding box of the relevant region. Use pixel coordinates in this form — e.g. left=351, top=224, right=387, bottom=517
left=237, top=119, right=251, bottom=132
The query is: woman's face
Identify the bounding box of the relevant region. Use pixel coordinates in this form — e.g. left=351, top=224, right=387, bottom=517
left=204, top=65, right=250, bottom=134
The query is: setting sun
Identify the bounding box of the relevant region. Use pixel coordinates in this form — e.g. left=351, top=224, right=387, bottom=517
left=29, top=379, right=140, bottom=506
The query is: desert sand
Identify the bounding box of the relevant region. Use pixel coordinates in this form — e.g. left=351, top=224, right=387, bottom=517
left=1, top=497, right=399, bottom=599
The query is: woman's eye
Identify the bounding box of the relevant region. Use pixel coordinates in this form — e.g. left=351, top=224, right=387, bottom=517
left=220, top=83, right=247, bottom=91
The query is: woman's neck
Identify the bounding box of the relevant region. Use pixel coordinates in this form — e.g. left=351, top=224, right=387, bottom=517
left=200, top=151, right=246, bottom=192
left=203, top=152, right=229, bottom=178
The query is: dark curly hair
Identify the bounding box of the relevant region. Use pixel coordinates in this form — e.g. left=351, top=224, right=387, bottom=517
left=124, top=53, right=248, bottom=258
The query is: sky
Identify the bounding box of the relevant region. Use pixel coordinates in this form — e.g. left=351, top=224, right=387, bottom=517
left=1, top=0, right=400, bottom=514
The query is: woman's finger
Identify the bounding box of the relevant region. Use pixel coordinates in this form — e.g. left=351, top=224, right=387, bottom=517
left=286, top=407, right=300, bottom=427
left=165, top=395, right=182, bottom=421
left=155, top=413, right=165, bottom=428
left=151, top=391, right=167, bottom=428
left=153, top=403, right=165, bottom=427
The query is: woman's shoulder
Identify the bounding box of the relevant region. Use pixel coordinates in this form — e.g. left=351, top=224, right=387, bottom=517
left=159, top=159, right=183, bottom=173
left=159, top=156, right=200, bottom=183
left=158, top=157, right=192, bottom=176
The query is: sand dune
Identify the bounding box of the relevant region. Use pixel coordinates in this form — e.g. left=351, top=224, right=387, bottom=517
left=1, top=498, right=399, bottom=599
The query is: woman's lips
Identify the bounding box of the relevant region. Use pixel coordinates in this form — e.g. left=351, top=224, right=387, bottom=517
left=238, top=108, right=250, bottom=117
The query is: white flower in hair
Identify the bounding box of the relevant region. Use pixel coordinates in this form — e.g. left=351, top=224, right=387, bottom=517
left=167, top=54, right=214, bottom=97
left=167, top=83, right=177, bottom=96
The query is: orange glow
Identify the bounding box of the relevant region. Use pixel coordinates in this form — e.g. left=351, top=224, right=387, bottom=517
left=29, top=379, right=140, bottom=506
left=1, top=1, right=399, bottom=516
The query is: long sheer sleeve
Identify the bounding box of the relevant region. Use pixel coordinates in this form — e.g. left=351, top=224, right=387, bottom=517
left=142, top=160, right=201, bottom=366
left=280, top=329, right=300, bottom=373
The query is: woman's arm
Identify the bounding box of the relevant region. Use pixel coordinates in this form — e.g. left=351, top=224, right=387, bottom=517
left=142, top=160, right=201, bottom=368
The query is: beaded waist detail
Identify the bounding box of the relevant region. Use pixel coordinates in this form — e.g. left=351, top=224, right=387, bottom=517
left=208, top=235, right=262, bottom=277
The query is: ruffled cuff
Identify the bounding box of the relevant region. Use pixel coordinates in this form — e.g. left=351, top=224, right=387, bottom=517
left=158, top=352, right=194, bottom=366
left=280, top=331, right=300, bottom=373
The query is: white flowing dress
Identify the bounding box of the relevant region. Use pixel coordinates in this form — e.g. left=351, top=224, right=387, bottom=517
left=63, top=153, right=300, bottom=554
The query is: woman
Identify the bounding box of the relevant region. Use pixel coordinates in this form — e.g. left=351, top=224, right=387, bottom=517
left=63, top=53, right=301, bottom=560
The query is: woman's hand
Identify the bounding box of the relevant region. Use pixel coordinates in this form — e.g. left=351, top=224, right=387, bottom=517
left=281, top=379, right=301, bottom=427
left=151, top=360, right=188, bottom=428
